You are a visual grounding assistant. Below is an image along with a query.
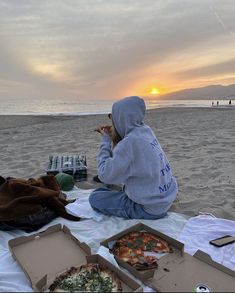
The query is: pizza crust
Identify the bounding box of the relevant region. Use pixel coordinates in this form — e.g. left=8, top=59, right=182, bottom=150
left=49, top=263, right=122, bottom=292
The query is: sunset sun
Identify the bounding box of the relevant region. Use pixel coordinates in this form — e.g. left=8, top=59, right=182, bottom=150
left=150, top=88, right=160, bottom=95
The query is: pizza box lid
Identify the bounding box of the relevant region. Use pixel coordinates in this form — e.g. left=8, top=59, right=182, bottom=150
left=100, top=222, right=184, bottom=281
left=8, top=224, right=142, bottom=292
left=146, top=250, right=235, bottom=292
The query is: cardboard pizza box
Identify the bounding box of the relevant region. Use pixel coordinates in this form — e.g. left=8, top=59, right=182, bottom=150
left=100, top=222, right=184, bottom=281
left=100, top=223, right=235, bottom=292
left=146, top=250, right=235, bottom=292
left=8, top=224, right=142, bottom=292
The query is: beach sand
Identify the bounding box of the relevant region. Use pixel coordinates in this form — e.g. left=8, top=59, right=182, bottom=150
left=0, top=107, right=234, bottom=220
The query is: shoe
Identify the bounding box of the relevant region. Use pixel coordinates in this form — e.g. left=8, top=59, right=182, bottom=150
left=93, top=175, right=103, bottom=183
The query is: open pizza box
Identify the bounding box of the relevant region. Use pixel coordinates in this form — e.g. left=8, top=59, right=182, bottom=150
left=8, top=224, right=142, bottom=292
left=101, top=223, right=235, bottom=292
left=101, top=222, right=184, bottom=281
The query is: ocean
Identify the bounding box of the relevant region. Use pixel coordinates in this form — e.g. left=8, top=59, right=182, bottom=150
left=0, top=97, right=231, bottom=115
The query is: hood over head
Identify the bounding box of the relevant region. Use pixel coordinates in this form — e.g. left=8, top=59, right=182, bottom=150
left=111, top=96, right=146, bottom=138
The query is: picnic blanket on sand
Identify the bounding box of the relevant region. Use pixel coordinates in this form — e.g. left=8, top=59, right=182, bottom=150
left=0, top=188, right=234, bottom=292
left=0, top=187, right=187, bottom=292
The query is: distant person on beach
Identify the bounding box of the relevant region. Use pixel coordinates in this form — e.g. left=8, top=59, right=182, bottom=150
left=212, top=101, right=214, bottom=106
left=217, top=101, right=219, bottom=106
left=229, top=100, right=232, bottom=105
left=89, top=96, right=178, bottom=219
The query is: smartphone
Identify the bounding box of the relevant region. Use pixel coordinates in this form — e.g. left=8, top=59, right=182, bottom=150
left=209, top=235, right=235, bottom=247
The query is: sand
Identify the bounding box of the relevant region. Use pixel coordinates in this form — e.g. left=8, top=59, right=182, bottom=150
left=0, top=107, right=234, bottom=220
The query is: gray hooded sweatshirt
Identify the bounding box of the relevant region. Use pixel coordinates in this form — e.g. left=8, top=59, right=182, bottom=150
left=97, top=96, right=178, bottom=215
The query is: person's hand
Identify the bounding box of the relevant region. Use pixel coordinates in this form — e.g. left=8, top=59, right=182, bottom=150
left=94, top=125, right=112, bottom=136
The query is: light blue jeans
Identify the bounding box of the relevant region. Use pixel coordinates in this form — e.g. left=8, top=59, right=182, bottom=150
left=89, top=187, right=166, bottom=220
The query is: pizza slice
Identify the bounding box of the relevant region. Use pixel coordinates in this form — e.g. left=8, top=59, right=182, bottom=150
left=49, top=264, right=122, bottom=292
left=113, top=242, right=158, bottom=271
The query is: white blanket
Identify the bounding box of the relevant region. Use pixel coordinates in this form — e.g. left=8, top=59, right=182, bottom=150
left=0, top=188, right=187, bottom=292
left=178, top=214, right=235, bottom=271
left=65, top=187, right=105, bottom=222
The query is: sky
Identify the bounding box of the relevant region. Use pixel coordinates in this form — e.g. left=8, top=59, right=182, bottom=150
left=0, top=0, right=235, bottom=102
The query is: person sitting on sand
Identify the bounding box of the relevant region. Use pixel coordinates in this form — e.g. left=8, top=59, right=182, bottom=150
left=89, top=96, right=178, bottom=219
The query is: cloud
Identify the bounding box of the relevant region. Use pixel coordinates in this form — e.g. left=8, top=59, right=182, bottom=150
left=0, top=0, right=235, bottom=99
left=174, top=58, right=235, bottom=79
left=0, top=40, right=74, bottom=99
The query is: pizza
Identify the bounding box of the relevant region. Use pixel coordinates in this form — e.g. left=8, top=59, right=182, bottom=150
left=49, top=263, right=122, bottom=292
left=112, top=231, right=172, bottom=270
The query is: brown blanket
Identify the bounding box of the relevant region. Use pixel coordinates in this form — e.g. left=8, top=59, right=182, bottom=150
left=0, top=175, right=80, bottom=221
